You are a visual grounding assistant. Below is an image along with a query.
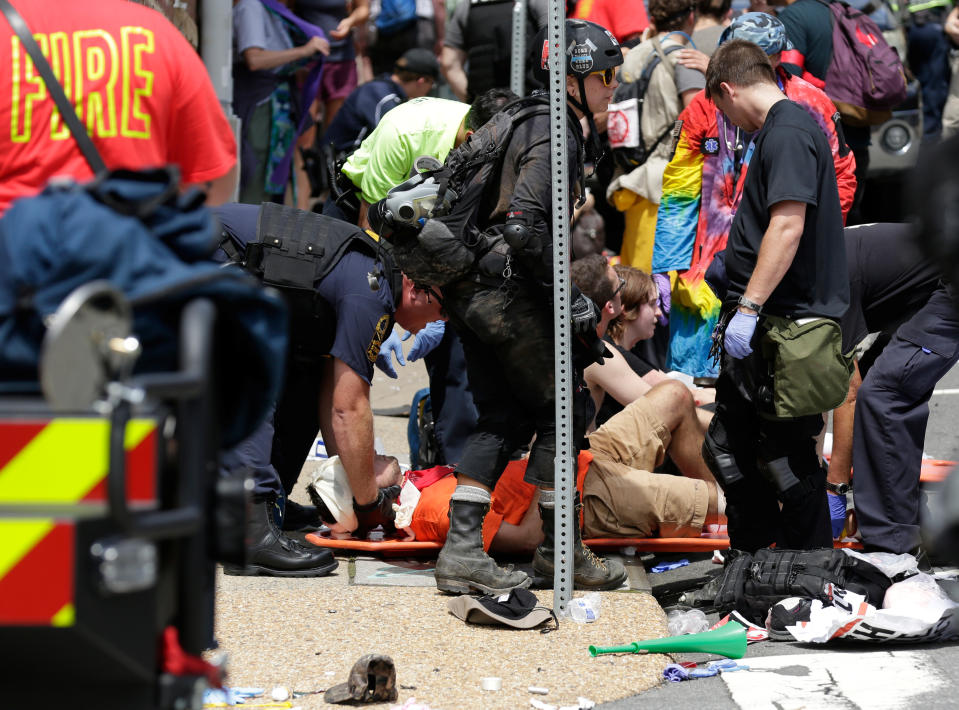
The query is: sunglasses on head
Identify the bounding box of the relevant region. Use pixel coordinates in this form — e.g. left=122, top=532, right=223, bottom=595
left=613, top=275, right=626, bottom=297
left=589, top=67, right=615, bottom=86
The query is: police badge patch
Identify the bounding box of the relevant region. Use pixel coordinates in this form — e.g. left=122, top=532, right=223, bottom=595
left=366, top=314, right=391, bottom=363
left=702, top=137, right=720, bottom=155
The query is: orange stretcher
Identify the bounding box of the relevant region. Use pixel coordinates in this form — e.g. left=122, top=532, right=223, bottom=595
left=823, top=456, right=955, bottom=484
left=303, top=531, right=863, bottom=557
left=919, top=459, right=955, bottom=483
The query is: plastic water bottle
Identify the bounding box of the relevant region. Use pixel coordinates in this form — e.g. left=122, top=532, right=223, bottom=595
left=667, top=608, right=709, bottom=636
left=568, top=592, right=601, bottom=623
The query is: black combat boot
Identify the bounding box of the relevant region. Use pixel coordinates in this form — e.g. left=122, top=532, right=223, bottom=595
left=533, top=495, right=627, bottom=590
left=434, top=499, right=531, bottom=594
left=224, top=496, right=338, bottom=577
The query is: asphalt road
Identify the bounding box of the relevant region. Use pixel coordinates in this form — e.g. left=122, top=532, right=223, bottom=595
left=598, top=362, right=959, bottom=710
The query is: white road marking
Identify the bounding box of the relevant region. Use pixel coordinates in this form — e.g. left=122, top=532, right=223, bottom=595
left=721, top=651, right=945, bottom=710
left=933, top=389, right=959, bottom=396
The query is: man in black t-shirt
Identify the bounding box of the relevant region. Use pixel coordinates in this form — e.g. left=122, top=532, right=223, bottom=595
left=700, top=40, right=848, bottom=552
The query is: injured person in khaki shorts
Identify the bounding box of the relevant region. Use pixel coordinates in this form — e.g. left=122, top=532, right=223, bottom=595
left=585, top=395, right=720, bottom=538
left=307, top=388, right=725, bottom=550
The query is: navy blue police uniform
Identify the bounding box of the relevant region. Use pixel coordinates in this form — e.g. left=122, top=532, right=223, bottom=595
left=215, top=203, right=395, bottom=499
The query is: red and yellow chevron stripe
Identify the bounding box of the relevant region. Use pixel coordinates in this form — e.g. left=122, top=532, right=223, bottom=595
left=0, top=418, right=158, bottom=626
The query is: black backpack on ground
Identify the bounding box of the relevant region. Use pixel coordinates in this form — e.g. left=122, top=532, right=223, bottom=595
left=696, top=548, right=898, bottom=625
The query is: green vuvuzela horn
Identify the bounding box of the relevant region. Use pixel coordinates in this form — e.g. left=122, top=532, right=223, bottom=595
left=588, top=622, right=748, bottom=659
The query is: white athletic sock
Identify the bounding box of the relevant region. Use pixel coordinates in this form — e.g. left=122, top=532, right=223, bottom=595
left=450, top=485, right=491, bottom=505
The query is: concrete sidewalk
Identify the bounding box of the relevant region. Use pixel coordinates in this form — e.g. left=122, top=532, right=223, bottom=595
left=213, top=349, right=671, bottom=709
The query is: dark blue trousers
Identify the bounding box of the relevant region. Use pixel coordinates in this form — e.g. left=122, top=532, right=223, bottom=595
left=908, top=14, right=953, bottom=139
left=424, top=327, right=478, bottom=465
left=854, top=287, right=959, bottom=553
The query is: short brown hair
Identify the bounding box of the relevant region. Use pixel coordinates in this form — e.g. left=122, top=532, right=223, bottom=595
left=705, top=39, right=777, bottom=100
left=650, top=0, right=695, bottom=32
left=607, top=265, right=658, bottom=342
left=571, top=254, right=615, bottom=309
left=695, top=0, right=732, bottom=21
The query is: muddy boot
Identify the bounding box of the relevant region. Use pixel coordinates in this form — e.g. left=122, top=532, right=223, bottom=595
left=434, top=497, right=531, bottom=595
left=533, top=493, right=627, bottom=590
left=224, top=495, right=338, bottom=577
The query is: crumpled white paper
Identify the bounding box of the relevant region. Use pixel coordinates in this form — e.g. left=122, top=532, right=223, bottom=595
left=391, top=478, right=421, bottom=540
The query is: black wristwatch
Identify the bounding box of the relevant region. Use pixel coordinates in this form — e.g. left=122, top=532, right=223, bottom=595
left=737, top=295, right=763, bottom=314
left=825, top=481, right=852, bottom=495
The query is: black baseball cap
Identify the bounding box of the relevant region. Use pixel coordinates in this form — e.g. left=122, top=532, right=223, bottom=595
left=394, top=48, right=440, bottom=80
left=447, top=588, right=558, bottom=630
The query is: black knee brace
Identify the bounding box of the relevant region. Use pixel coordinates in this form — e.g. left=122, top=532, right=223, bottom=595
left=758, top=456, right=825, bottom=504
left=702, top=433, right=746, bottom=490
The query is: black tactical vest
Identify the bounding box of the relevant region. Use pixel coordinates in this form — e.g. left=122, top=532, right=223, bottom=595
left=464, top=0, right=528, bottom=101
left=242, top=203, right=400, bottom=362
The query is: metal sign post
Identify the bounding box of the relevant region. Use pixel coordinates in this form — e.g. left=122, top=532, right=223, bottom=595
left=510, top=0, right=528, bottom=97
left=546, top=3, right=574, bottom=615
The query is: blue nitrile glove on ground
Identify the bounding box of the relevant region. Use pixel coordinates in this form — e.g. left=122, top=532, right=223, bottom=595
left=828, top=491, right=847, bottom=538
left=403, top=320, right=445, bottom=361
left=651, top=559, right=690, bottom=573
left=375, top=329, right=406, bottom=378
left=724, top=310, right=758, bottom=359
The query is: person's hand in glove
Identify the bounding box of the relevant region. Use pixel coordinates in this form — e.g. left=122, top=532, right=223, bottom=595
left=653, top=272, right=671, bottom=326
left=375, top=329, right=405, bottom=378
left=828, top=491, right=847, bottom=538
left=353, top=485, right=402, bottom=538
left=402, top=320, right=445, bottom=361
left=571, top=292, right=599, bottom=336
left=723, top=309, right=758, bottom=359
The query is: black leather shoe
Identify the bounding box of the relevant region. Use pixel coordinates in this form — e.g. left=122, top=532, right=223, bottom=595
left=282, top=499, right=322, bottom=532
left=224, top=497, right=337, bottom=577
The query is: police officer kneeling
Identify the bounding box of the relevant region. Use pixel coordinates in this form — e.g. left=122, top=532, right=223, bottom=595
left=216, top=203, right=445, bottom=576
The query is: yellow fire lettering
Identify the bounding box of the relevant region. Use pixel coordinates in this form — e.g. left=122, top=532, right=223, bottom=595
left=72, top=30, right=118, bottom=138
left=47, top=32, right=72, bottom=140
left=120, top=27, right=153, bottom=139
left=9, top=35, right=47, bottom=143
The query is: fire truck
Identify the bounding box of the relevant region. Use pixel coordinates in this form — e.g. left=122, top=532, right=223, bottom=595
left=0, top=283, right=248, bottom=709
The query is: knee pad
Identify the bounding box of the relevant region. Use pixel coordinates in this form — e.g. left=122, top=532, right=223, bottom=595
left=758, top=456, right=825, bottom=504
left=702, top=433, right=746, bottom=490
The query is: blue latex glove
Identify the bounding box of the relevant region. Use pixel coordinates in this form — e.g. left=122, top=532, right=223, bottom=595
left=375, top=329, right=406, bottom=378
left=402, top=320, right=445, bottom=361
left=828, top=491, right=847, bottom=538
left=663, top=664, right=690, bottom=682
left=723, top=310, right=758, bottom=359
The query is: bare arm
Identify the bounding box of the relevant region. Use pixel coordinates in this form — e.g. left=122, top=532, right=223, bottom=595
left=326, top=357, right=378, bottom=505
left=357, top=199, right=371, bottom=229
left=680, top=88, right=700, bottom=108
left=440, top=46, right=469, bottom=102
left=585, top=347, right=652, bottom=408
left=489, top=489, right=543, bottom=555
left=330, top=0, right=370, bottom=39
left=946, top=6, right=959, bottom=46
left=192, top=164, right=238, bottom=205
left=432, top=0, right=446, bottom=54
left=828, top=358, right=861, bottom=486
left=242, top=36, right=330, bottom=72
left=740, top=200, right=806, bottom=310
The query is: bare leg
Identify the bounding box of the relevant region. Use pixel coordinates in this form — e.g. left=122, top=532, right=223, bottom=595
left=644, top=380, right=716, bottom=482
